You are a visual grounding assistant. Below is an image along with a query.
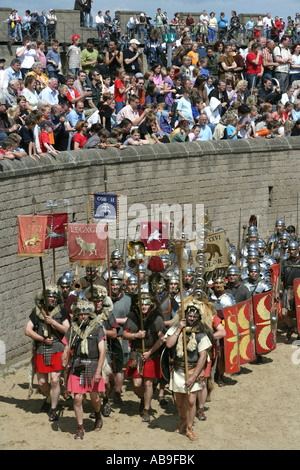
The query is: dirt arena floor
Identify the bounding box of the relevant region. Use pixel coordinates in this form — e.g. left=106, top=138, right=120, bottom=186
left=0, top=327, right=299, bottom=452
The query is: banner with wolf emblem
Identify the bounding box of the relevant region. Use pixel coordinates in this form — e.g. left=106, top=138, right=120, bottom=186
left=204, top=230, right=229, bottom=272
left=17, top=215, right=48, bottom=257
left=236, top=298, right=256, bottom=365
left=91, top=193, right=119, bottom=225
left=223, top=305, right=241, bottom=374
left=40, top=212, right=68, bottom=250
left=68, top=223, right=107, bottom=267
left=140, top=221, right=169, bottom=255
left=293, top=278, right=300, bottom=334
left=253, top=290, right=277, bottom=354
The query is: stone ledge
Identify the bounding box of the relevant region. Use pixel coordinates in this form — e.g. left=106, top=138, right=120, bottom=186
left=1, top=137, right=298, bottom=179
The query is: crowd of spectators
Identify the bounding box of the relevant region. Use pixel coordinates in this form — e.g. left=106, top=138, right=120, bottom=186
left=1, top=9, right=300, bottom=162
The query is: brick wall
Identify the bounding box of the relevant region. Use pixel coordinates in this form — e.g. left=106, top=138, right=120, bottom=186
left=1, top=137, right=300, bottom=367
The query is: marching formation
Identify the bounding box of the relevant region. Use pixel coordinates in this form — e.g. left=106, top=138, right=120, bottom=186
left=24, top=215, right=300, bottom=442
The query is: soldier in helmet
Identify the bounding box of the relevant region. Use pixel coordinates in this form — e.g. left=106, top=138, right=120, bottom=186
left=79, top=266, right=106, bottom=290
left=241, top=248, right=260, bottom=280
left=273, top=231, right=290, bottom=262
left=160, top=254, right=171, bottom=274
left=84, top=284, right=119, bottom=417
left=25, top=284, right=70, bottom=421
left=240, top=226, right=259, bottom=261
left=126, top=274, right=138, bottom=296
left=57, top=274, right=77, bottom=317
left=61, top=300, right=106, bottom=440
left=276, top=240, right=300, bottom=340
left=183, top=266, right=195, bottom=295
left=226, top=265, right=251, bottom=303
left=267, top=219, right=285, bottom=254
left=102, top=249, right=132, bottom=284
left=109, top=274, right=132, bottom=404
left=209, top=274, right=235, bottom=386
left=242, top=264, right=272, bottom=295
left=123, top=292, right=165, bottom=422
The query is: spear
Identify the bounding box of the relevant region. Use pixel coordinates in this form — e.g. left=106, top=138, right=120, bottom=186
left=103, top=166, right=111, bottom=297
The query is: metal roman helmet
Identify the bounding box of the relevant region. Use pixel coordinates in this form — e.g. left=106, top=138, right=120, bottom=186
left=127, top=274, right=138, bottom=285
left=288, top=240, right=299, bottom=252
left=249, top=263, right=260, bottom=273
left=141, top=292, right=155, bottom=309
left=275, top=219, right=285, bottom=228
left=35, top=283, right=62, bottom=307
left=247, top=249, right=259, bottom=260
left=248, top=225, right=258, bottom=236
left=280, top=231, right=290, bottom=244
left=227, top=265, right=240, bottom=276
left=257, top=239, right=267, bottom=252
left=57, top=274, right=72, bottom=288
left=86, top=266, right=98, bottom=280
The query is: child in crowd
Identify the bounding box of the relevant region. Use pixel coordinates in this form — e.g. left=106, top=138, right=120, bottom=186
left=39, top=120, right=60, bottom=155
left=180, top=55, right=193, bottom=79
left=18, top=115, right=40, bottom=161
left=226, top=114, right=239, bottom=139
left=123, top=128, right=150, bottom=146
left=188, top=124, right=201, bottom=141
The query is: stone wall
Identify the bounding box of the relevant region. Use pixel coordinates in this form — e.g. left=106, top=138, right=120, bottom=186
left=1, top=137, right=299, bottom=368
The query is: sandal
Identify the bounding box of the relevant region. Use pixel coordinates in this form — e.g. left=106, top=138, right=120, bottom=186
left=186, top=426, right=198, bottom=441
left=48, top=408, right=59, bottom=422
left=94, top=411, right=103, bottom=430
left=74, top=424, right=84, bottom=440
left=197, top=408, right=207, bottom=421
left=141, top=408, right=150, bottom=422
left=103, top=401, right=112, bottom=417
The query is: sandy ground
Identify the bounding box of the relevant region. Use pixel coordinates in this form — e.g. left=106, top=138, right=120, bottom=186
left=0, top=326, right=300, bottom=452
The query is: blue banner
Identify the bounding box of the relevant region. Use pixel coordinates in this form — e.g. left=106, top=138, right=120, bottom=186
left=92, top=193, right=119, bottom=224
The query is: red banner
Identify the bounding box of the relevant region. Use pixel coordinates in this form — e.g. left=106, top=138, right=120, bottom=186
left=41, top=212, right=68, bottom=250
left=253, top=290, right=277, bottom=354
left=17, top=215, right=48, bottom=257
left=68, top=223, right=107, bottom=267
left=140, top=221, right=169, bottom=255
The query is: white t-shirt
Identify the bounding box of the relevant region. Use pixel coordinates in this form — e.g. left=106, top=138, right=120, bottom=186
left=16, top=47, right=37, bottom=69
left=263, top=17, right=273, bottom=28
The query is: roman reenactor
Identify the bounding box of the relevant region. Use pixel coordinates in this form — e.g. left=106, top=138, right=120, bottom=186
left=57, top=273, right=77, bottom=317
left=102, top=249, right=132, bottom=284
left=242, top=264, right=273, bottom=295
left=123, top=292, right=165, bottom=422
left=226, top=265, right=251, bottom=303
left=25, top=284, right=70, bottom=421
left=165, top=296, right=213, bottom=441
left=79, top=266, right=106, bottom=290
left=61, top=299, right=106, bottom=440
left=84, top=284, right=120, bottom=417
left=208, top=274, right=235, bottom=386
left=109, top=275, right=132, bottom=404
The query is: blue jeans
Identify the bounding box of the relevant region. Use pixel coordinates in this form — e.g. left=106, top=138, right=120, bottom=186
left=13, top=23, right=22, bottom=40
left=115, top=101, right=125, bottom=114
left=68, top=68, right=80, bottom=77
left=40, top=25, right=48, bottom=41
left=84, top=12, right=93, bottom=27
left=246, top=73, right=259, bottom=89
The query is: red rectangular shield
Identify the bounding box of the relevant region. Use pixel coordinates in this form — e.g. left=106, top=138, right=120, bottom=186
left=253, top=290, right=277, bottom=354
left=17, top=215, right=48, bottom=257
left=236, top=298, right=256, bottom=365
left=270, top=263, right=279, bottom=288
left=223, top=305, right=241, bottom=374
left=68, top=223, right=107, bottom=267
left=293, top=278, right=300, bottom=334
left=140, top=221, right=169, bottom=255
left=41, top=212, right=68, bottom=249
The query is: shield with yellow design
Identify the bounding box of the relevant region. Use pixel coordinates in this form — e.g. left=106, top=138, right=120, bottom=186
left=293, top=278, right=300, bottom=334
left=236, top=298, right=256, bottom=365
left=223, top=305, right=241, bottom=374
left=253, top=290, right=277, bottom=354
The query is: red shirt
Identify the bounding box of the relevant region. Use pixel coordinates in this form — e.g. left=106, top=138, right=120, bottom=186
left=114, top=78, right=125, bottom=103
left=39, top=131, right=50, bottom=153
left=72, top=132, right=87, bottom=149
left=67, top=88, right=80, bottom=108
left=246, top=52, right=263, bottom=75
